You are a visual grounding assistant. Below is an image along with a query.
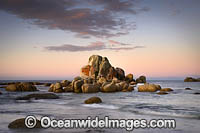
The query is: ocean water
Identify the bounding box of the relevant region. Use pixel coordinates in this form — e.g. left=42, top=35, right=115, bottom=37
left=0, top=80, right=200, bottom=133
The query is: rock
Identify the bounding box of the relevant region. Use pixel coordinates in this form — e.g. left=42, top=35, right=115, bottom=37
left=185, top=88, right=192, bottom=90
left=193, top=92, right=200, bottom=95
left=127, top=85, right=134, bottom=91
left=157, top=91, right=168, bottom=95
left=63, top=84, right=73, bottom=92
left=119, top=81, right=129, bottom=90
left=106, top=67, right=117, bottom=81
left=73, top=80, right=84, bottom=93
left=61, top=80, right=71, bottom=87
left=98, top=57, right=112, bottom=79
left=33, top=82, right=44, bottom=85
left=136, top=76, right=146, bottom=83
left=130, top=81, right=137, bottom=85
left=83, top=78, right=93, bottom=84
left=125, top=74, right=133, bottom=82
left=184, top=77, right=200, bottom=82
left=82, top=83, right=100, bottom=93
left=80, top=65, right=91, bottom=78
left=101, top=81, right=118, bottom=92
left=16, top=93, right=59, bottom=100
left=48, top=83, right=64, bottom=93
left=160, top=88, right=173, bottom=92
left=116, top=67, right=125, bottom=80
left=44, top=83, right=51, bottom=86
left=0, top=91, right=2, bottom=95
left=88, top=55, right=103, bottom=79
left=84, top=97, right=102, bottom=104
left=97, top=77, right=107, bottom=85
left=6, top=83, right=37, bottom=92
left=8, top=118, right=41, bottom=128
left=138, top=83, right=160, bottom=92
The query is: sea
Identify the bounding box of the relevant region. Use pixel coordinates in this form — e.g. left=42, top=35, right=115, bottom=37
left=0, top=80, right=200, bottom=133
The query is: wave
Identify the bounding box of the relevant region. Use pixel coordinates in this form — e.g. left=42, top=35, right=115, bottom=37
left=82, top=104, right=119, bottom=110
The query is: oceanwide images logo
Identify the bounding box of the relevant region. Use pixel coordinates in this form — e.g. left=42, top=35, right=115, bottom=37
left=25, top=115, right=176, bottom=131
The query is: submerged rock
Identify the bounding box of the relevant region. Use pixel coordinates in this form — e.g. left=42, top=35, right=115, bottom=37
left=157, top=91, right=168, bottom=95
left=185, top=88, right=192, bottom=90
left=84, top=97, right=102, bottom=104
left=160, top=88, right=173, bottom=92
left=8, top=118, right=41, bottom=128
left=138, top=83, right=161, bottom=92
left=184, top=77, right=200, bottom=82
left=44, top=83, right=51, bottom=87
left=6, top=83, right=38, bottom=92
left=193, top=92, right=200, bottom=95
left=16, top=93, right=59, bottom=100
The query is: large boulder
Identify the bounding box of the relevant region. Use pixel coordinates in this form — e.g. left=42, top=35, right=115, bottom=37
left=73, top=80, right=84, bottom=93
left=106, top=67, right=117, bottom=81
left=63, top=83, right=73, bottom=92
left=84, top=97, right=102, bottom=104
left=98, top=57, right=112, bottom=79
left=115, top=67, right=125, bottom=80
left=6, top=83, right=37, bottom=92
left=82, top=83, right=100, bottom=93
left=184, top=77, right=200, bottom=82
left=88, top=55, right=103, bottom=79
left=101, top=81, right=118, bottom=92
left=136, top=76, right=146, bottom=83
left=16, top=93, right=59, bottom=100
left=8, top=118, right=41, bottom=128
left=138, top=83, right=160, bottom=92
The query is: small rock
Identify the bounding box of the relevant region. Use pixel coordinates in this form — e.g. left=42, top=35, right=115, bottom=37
left=101, top=81, right=118, bottom=92
left=160, top=88, right=173, bottom=92
left=157, top=91, right=168, bottom=95
left=138, top=83, right=160, bottom=92
left=8, top=118, right=41, bottom=128
left=0, top=91, right=2, bottom=95
left=44, top=83, right=51, bottom=87
left=16, top=93, right=59, bottom=100
left=185, top=88, right=192, bottom=90
left=193, top=92, right=200, bottom=95
left=125, top=74, right=133, bottom=82
left=136, top=76, right=146, bottom=83
left=6, top=83, right=38, bottom=92
left=84, top=97, right=102, bottom=104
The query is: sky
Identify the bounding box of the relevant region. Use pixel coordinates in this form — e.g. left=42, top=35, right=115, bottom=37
left=0, top=0, right=199, bottom=80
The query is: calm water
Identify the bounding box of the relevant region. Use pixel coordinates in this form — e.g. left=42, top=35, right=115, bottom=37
left=0, top=80, right=200, bottom=133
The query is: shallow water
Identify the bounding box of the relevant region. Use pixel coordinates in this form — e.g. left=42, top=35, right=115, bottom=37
left=0, top=80, right=200, bottom=132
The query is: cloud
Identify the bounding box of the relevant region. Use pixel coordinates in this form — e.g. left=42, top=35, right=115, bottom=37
left=0, top=0, right=149, bottom=38
left=44, top=41, right=145, bottom=52
left=108, top=40, right=132, bottom=47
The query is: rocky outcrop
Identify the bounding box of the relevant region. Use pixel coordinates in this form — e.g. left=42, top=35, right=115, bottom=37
left=82, top=83, right=100, bottom=93
left=80, top=55, right=125, bottom=81
left=184, top=77, right=200, bottom=82
left=8, top=118, right=41, bottom=128
left=136, top=76, right=146, bottom=83
left=84, top=97, right=102, bottom=104
left=138, top=83, right=161, bottom=92
left=16, top=93, right=59, bottom=100
left=6, top=83, right=38, bottom=92
left=61, top=80, right=71, bottom=87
